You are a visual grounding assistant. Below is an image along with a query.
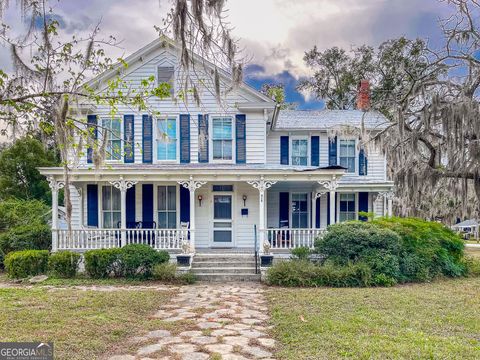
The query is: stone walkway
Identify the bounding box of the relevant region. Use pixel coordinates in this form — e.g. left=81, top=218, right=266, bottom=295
left=108, top=282, right=276, bottom=360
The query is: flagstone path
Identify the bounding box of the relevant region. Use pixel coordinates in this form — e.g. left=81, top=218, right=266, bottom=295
left=108, top=282, right=276, bottom=360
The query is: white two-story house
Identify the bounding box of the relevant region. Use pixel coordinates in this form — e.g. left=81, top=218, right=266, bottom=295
left=39, top=38, right=394, bottom=255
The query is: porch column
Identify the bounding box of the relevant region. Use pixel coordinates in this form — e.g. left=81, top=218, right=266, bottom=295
left=75, top=185, right=83, bottom=227
left=178, top=176, right=206, bottom=253
left=319, top=177, right=339, bottom=225
left=247, top=176, right=277, bottom=253
left=47, top=176, right=65, bottom=252
left=110, top=177, right=138, bottom=247
left=312, top=190, right=326, bottom=228
left=378, top=190, right=395, bottom=218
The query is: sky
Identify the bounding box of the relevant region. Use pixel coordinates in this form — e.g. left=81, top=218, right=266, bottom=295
left=0, top=0, right=453, bottom=110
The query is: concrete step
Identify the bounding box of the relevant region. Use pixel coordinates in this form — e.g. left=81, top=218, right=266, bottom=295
left=193, top=256, right=256, bottom=263
left=192, top=261, right=256, bottom=268
left=191, top=267, right=257, bottom=274
left=194, top=273, right=261, bottom=282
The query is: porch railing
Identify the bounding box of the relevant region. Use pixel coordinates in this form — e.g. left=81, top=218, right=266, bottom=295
left=55, top=229, right=189, bottom=251
left=262, top=228, right=326, bottom=249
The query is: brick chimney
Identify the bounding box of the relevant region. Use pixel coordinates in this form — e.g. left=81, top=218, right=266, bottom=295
left=356, top=80, right=370, bottom=111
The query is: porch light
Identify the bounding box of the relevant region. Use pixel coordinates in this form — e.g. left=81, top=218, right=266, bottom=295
left=197, top=194, right=203, bottom=207
left=242, top=194, right=247, bottom=206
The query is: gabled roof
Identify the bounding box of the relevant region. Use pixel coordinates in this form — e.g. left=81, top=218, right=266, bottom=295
left=273, top=109, right=389, bottom=131
left=86, top=36, right=274, bottom=105
left=452, top=219, right=479, bottom=228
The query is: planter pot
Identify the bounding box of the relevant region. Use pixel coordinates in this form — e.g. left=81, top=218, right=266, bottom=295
left=176, top=255, right=191, bottom=267
left=260, top=254, right=274, bottom=267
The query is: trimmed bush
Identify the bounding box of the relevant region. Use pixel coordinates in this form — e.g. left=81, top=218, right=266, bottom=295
left=266, top=260, right=372, bottom=287
left=48, top=251, right=81, bottom=278
left=372, top=217, right=466, bottom=281
left=84, top=248, right=122, bottom=278
left=119, top=244, right=169, bottom=279
left=291, top=246, right=311, bottom=260
left=4, top=250, right=49, bottom=278
left=152, top=263, right=177, bottom=282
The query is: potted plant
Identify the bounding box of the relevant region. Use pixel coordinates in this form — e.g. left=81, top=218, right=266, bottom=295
left=260, top=241, right=274, bottom=267
left=176, top=241, right=192, bottom=267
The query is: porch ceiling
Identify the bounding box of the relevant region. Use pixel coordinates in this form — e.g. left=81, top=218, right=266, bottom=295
left=38, top=164, right=345, bottom=183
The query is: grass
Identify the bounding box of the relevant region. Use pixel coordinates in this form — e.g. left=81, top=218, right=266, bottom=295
left=466, top=247, right=480, bottom=259
left=267, top=277, right=480, bottom=359
left=0, top=287, right=175, bottom=359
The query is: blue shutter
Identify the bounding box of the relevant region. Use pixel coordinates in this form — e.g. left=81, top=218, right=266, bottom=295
left=328, top=136, right=337, bottom=166
left=280, top=136, right=289, bottom=165
left=124, top=115, right=134, bottom=163
left=198, top=114, right=209, bottom=163
left=142, top=115, right=153, bottom=163
left=180, top=186, right=190, bottom=223
left=359, top=148, right=368, bottom=175
left=315, top=197, right=320, bottom=228
left=359, top=192, right=369, bottom=221
left=126, top=186, right=136, bottom=227
left=87, top=115, right=97, bottom=164
left=279, top=192, right=289, bottom=227
left=235, top=114, right=247, bottom=164
left=179, top=114, right=190, bottom=163
left=87, top=184, right=98, bottom=227
left=311, top=136, right=319, bottom=166
left=142, top=184, right=154, bottom=224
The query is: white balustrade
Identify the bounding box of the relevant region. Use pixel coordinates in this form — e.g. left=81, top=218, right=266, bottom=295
left=54, top=229, right=189, bottom=250
left=262, top=228, right=326, bottom=249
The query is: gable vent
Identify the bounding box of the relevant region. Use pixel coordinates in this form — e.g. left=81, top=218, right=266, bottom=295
left=158, top=66, right=174, bottom=95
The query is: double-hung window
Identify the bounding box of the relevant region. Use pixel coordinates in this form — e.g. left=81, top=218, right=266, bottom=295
left=157, top=185, right=177, bottom=229
left=339, top=193, right=356, bottom=222
left=102, top=185, right=121, bottom=228
left=212, top=117, right=233, bottom=160
left=292, top=193, right=308, bottom=228
left=157, top=118, right=177, bottom=161
left=291, top=138, right=308, bottom=166
left=101, top=118, right=122, bottom=161
left=339, top=139, right=356, bottom=173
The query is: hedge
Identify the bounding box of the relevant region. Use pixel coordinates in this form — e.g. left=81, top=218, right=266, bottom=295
left=84, top=248, right=122, bottom=278
left=4, top=250, right=49, bottom=278
left=48, top=251, right=81, bottom=278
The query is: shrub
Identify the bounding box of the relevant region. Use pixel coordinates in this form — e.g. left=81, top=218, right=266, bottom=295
left=84, top=248, right=122, bottom=278
left=265, top=260, right=372, bottom=287
left=315, top=222, right=402, bottom=282
left=152, top=263, right=177, bottom=282
left=463, top=256, right=480, bottom=277
left=48, top=251, right=81, bottom=278
left=119, top=244, right=169, bottom=279
left=4, top=250, right=49, bottom=278
left=372, top=217, right=466, bottom=281
left=0, top=224, right=51, bottom=254
left=177, top=271, right=197, bottom=284
left=291, top=246, right=311, bottom=260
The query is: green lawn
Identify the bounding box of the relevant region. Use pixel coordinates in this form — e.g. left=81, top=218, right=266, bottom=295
left=267, top=277, right=480, bottom=359
left=466, top=247, right=480, bottom=259
left=0, top=287, right=175, bottom=360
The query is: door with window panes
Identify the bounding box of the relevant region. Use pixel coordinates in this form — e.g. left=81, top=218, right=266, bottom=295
left=211, top=185, right=233, bottom=246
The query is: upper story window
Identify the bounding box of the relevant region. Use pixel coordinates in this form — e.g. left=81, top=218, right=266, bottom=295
left=101, top=118, right=122, bottom=161
left=156, top=118, right=177, bottom=161
left=339, top=193, right=356, bottom=222
left=291, top=138, right=308, bottom=166
left=339, top=139, right=356, bottom=173
left=157, top=66, right=175, bottom=95
left=212, top=117, right=233, bottom=161
left=102, top=185, right=121, bottom=228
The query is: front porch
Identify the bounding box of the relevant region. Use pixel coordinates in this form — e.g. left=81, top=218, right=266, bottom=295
left=41, top=164, right=394, bottom=253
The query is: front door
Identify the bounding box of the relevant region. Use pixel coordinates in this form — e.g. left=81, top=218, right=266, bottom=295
left=212, top=194, right=233, bottom=247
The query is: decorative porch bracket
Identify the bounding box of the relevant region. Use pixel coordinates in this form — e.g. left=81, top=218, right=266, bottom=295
left=178, top=176, right=207, bottom=253
left=109, top=177, right=138, bottom=247
left=318, top=177, right=339, bottom=225
left=47, top=176, right=65, bottom=252
left=247, top=176, right=278, bottom=253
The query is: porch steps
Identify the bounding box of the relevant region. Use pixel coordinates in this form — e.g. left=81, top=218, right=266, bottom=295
left=191, top=254, right=260, bottom=282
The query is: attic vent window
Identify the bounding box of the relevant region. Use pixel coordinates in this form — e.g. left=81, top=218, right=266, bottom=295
left=158, top=66, right=174, bottom=95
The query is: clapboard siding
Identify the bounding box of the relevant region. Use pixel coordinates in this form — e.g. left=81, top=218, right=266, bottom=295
left=266, top=131, right=387, bottom=180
